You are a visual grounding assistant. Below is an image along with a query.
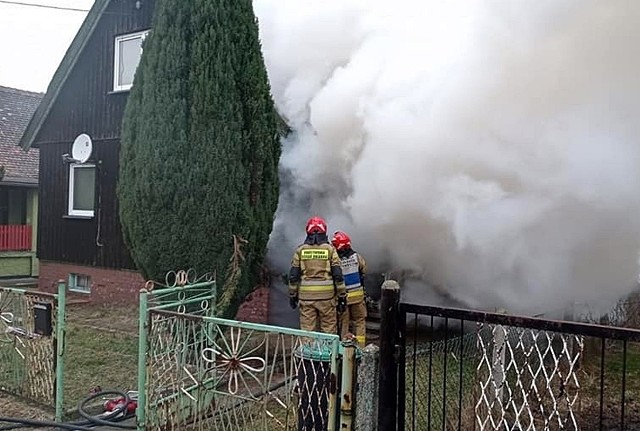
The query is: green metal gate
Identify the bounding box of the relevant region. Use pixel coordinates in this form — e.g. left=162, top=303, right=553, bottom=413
left=0, top=283, right=66, bottom=420
left=137, top=275, right=344, bottom=431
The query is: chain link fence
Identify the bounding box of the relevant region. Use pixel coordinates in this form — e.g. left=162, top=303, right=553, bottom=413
left=405, top=323, right=585, bottom=430
left=399, top=305, right=640, bottom=431
left=475, top=325, right=583, bottom=430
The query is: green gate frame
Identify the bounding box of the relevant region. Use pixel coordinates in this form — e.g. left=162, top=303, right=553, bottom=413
left=0, top=282, right=66, bottom=421
left=136, top=279, right=349, bottom=431
left=137, top=280, right=218, bottom=429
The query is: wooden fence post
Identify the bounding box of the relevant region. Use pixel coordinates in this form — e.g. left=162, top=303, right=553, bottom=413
left=377, top=280, right=401, bottom=431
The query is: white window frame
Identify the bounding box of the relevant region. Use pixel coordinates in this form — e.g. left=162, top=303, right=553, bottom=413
left=68, top=273, right=91, bottom=294
left=68, top=163, right=95, bottom=217
left=113, top=30, right=149, bottom=92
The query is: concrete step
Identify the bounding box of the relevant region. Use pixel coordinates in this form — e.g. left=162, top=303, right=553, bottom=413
left=67, top=299, right=92, bottom=305
left=366, top=300, right=381, bottom=336
left=366, top=320, right=380, bottom=332
left=0, top=277, right=38, bottom=289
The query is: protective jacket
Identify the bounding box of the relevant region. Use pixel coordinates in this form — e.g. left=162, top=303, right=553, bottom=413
left=338, top=249, right=367, bottom=305
left=288, top=234, right=346, bottom=301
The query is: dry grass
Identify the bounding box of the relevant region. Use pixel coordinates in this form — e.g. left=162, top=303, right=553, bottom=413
left=62, top=303, right=139, bottom=412
left=0, top=391, right=52, bottom=420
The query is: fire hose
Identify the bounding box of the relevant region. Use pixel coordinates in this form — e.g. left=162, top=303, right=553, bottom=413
left=0, top=390, right=137, bottom=430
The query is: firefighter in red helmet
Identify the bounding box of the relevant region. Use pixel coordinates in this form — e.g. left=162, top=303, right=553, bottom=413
left=288, top=217, right=347, bottom=334
left=332, top=230, right=368, bottom=347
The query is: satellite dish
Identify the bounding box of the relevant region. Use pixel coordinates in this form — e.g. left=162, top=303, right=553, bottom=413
left=71, top=134, right=93, bottom=163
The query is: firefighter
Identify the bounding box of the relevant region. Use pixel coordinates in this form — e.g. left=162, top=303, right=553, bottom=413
left=331, top=230, right=368, bottom=347
left=288, top=216, right=347, bottom=334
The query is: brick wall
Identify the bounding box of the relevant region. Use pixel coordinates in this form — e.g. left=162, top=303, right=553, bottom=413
left=39, top=260, right=270, bottom=322
left=38, top=260, right=145, bottom=304
left=234, top=286, right=270, bottom=324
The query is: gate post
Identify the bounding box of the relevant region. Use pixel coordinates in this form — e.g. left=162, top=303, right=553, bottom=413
left=355, top=344, right=379, bottom=431
left=55, top=281, right=66, bottom=422
left=136, top=289, right=149, bottom=431
left=377, top=280, right=401, bottom=431
left=340, top=342, right=357, bottom=430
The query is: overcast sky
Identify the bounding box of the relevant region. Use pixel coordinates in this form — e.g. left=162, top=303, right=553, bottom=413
left=0, top=0, right=94, bottom=93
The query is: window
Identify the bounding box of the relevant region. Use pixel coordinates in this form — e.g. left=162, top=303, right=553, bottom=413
left=113, top=30, right=148, bottom=91
left=68, top=164, right=95, bottom=217
left=68, top=273, right=91, bottom=294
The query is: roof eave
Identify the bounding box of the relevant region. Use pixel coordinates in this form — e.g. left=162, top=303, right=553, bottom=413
left=0, top=177, right=38, bottom=187
left=18, top=0, right=111, bottom=151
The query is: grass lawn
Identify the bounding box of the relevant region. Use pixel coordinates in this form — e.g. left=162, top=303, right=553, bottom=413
left=578, top=339, right=640, bottom=429
left=62, top=321, right=138, bottom=413
left=0, top=303, right=139, bottom=421
left=404, top=336, right=479, bottom=431
left=62, top=304, right=139, bottom=413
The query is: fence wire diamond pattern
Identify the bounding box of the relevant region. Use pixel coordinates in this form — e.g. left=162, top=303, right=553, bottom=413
left=475, top=324, right=584, bottom=431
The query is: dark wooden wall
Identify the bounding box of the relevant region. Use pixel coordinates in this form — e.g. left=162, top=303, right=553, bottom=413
left=35, top=0, right=155, bottom=143
left=38, top=140, right=135, bottom=269
left=34, top=0, right=156, bottom=269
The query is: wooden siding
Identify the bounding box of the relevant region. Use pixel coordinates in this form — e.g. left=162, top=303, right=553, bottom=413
left=34, top=0, right=155, bottom=144
left=37, top=140, right=136, bottom=270
left=33, top=0, right=156, bottom=270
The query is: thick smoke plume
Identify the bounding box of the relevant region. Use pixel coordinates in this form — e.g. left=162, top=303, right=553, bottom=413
left=254, top=0, right=640, bottom=315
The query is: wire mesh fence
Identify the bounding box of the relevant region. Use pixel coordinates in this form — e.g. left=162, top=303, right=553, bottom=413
left=404, top=324, right=480, bottom=431
left=0, top=287, right=58, bottom=409
left=399, top=305, right=640, bottom=431
left=475, top=325, right=583, bottom=430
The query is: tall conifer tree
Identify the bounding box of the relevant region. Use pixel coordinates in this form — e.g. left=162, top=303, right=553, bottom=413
left=119, top=0, right=281, bottom=318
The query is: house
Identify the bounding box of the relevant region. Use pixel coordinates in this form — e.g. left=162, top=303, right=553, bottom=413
left=18, top=0, right=155, bottom=302
left=0, top=86, right=42, bottom=279
left=17, top=0, right=272, bottom=322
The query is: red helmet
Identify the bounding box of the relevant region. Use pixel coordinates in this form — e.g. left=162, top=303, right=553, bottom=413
left=331, top=231, right=351, bottom=251
left=306, top=216, right=327, bottom=235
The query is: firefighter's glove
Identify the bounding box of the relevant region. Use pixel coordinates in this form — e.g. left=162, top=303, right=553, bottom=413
left=289, top=296, right=298, bottom=309
left=337, top=296, right=347, bottom=314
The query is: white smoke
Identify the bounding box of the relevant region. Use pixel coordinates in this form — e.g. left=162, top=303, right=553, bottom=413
left=254, top=0, right=640, bottom=315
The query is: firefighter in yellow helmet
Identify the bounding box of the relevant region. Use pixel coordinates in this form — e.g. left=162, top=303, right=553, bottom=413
left=289, top=217, right=347, bottom=334
left=331, top=231, right=367, bottom=347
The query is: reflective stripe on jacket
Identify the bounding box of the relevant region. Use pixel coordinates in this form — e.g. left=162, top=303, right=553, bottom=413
left=340, top=252, right=367, bottom=305
left=289, top=243, right=346, bottom=301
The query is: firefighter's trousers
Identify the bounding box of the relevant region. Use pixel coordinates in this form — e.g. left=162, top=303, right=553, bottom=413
left=341, top=301, right=367, bottom=347
left=299, top=297, right=337, bottom=334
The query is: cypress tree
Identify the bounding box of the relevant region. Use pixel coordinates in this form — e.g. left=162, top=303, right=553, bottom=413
left=119, top=0, right=281, bottom=318
left=229, top=1, right=282, bottom=294
left=118, top=0, right=192, bottom=283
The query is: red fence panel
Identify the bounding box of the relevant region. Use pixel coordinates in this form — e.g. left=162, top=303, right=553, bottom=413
left=0, top=225, right=32, bottom=251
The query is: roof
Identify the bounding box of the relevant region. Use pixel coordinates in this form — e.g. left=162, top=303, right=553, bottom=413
left=18, top=0, right=111, bottom=151
left=0, top=86, right=43, bottom=185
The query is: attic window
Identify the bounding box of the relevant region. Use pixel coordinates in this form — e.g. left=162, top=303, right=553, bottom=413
left=113, top=30, right=148, bottom=92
